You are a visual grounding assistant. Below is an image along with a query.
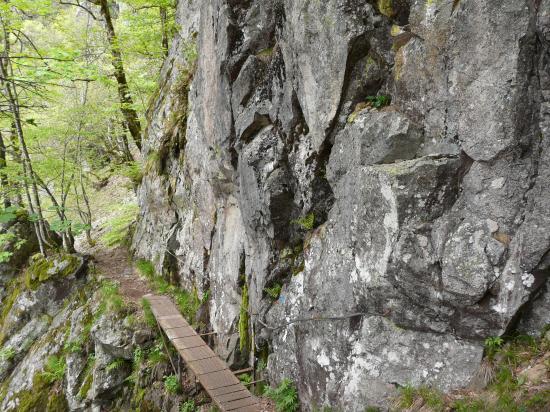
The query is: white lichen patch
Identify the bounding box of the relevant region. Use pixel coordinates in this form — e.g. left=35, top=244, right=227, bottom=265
left=521, top=273, right=535, bottom=288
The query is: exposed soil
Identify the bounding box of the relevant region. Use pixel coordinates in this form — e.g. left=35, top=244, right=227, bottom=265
left=91, top=244, right=152, bottom=302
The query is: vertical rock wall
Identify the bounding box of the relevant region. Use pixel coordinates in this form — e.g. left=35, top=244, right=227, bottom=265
left=134, top=0, right=550, bottom=409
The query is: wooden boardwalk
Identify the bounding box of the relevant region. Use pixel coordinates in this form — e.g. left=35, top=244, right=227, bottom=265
left=144, top=295, right=261, bottom=412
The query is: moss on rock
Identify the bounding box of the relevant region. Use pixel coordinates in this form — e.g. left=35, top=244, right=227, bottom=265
left=24, top=253, right=81, bottom=290
left=11, top=373, right=68, bottom=412
left=377, top=0, right=395, bottom=17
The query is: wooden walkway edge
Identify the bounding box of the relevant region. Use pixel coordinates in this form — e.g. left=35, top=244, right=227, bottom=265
left=144, top=294, right=261, bottom=412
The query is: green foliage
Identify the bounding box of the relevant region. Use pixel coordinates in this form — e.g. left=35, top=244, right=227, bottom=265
left=136, top=259, right=156, bottom=279
left=106, top=358, right=127, bottom=372
left=451, top=398, right=486, bottom=412
left=148, top=341, right=167, bottom=365
left=164, top=374, right=181, bottom=394
left=0, top=346, right=16, bottom=362
left=239, top=284, right=250, bottom=353
left=180, top=399, right=198, bottom=412
left=99, top=203, right=138, bottom=248
left=100, top=280, right=125, bottom=313
left=366, top=95, right=391, bottom=109
left=239, top=373, right=252, bottom=384
left=485, top=336, right=504, bottom=360
left=396, top=385, right=445, bottom=410
left=264, top=379, right=300, bottom=412
left=0, top=206, right=20, bottom=224
left=0, top=226, right=26, bottom=263
left=39, top=355, right=66, bottom=384
left=264, top=283, right=282, bottom=300
left=292, top=213, right=315, bottom=230
left=141, top=298, right=157, bottom=329
left=0, top=281, right=21, bottom=343
left=77, top=373, right=93, bottom=400
left=12, top=371, right=69, bottom=412
left=137, top=259, right=206, bottom=325
left=63, top=339, right=83, bottom=354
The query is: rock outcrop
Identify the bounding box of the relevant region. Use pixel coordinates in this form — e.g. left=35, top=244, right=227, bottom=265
left=134, top=0, right=550, bottom=409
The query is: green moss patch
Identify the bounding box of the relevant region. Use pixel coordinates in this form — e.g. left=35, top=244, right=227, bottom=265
left=10, top=372, right=68, bottom=412
left=24, top=253, right=81, bottom=290
left=239, top=284, right=250, bottom=353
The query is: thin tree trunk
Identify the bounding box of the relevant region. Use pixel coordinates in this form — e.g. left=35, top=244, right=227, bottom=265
left=160, top=6, right=169, bottom=57
left=0, top=54, right=50, bottom=249
left=8, top=124, right=23, bottom=207
left=94, top=0, right=142, bottom=151
left=0, top=131, right=11, bottom=209
left=0, top=27, right=47, bottom=254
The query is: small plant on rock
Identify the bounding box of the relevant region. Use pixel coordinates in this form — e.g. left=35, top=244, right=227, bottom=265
left=264, top=378, right=299, bottom=412
left=264, top=283, right=282, bottom=300
left=164, top=374, right=181, bottom=394
left=0, top=346, right=15, bottom=362
left=485, top=336, right=504, bottom=360
left=106, top=358, right=126, bottom=372
left=40, top=355, right=66, bottom=384
left=180, top=399, right=197, bottom=412
left=292, top=213, right=315, bottom=231
left=366, top=94, right=391, bottom=109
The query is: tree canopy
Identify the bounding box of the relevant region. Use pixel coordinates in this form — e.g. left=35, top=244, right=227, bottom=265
left=0, top=0, right=175, bottom=256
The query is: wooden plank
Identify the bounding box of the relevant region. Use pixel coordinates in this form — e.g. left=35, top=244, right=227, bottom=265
left=209, top=384, right=245, bottom=396
left=216, top=390, right=252, bottom=403
left=145, top=294, right=259, bottom=411
left=158, top=316, right=189, bottom=330
left=151, top=307, right=180, bottom=317
left=189, top=356, right=227, bottom=375
left=178, top=346, right=217, bottom=362
left=165, top=326, right=197, bottom=339
left=200, top=369, right=240, bottom=390
left=223, top=396, right=258, bottom=411
left=231, top=405, right=262, bottom=412
left=172, top=335, right=205, bottom=350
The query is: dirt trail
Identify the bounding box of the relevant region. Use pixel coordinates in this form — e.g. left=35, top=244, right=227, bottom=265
left=78, top=240, right=152, bottom=303
left=93, top=245, right=152, bottom=302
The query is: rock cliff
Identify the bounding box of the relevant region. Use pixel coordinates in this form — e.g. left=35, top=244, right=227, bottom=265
left=133, top=0, right=550, bottom=409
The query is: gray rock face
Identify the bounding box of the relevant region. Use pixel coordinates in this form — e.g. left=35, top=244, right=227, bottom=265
left=134, top=0, right=550, bottom=408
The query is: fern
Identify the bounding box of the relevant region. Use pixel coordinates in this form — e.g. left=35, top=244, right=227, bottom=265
left=485, top=336, right=504, bottom=360
left=106, top=358, right=126, bottom=372
left=264, top=283, right=282, bottom=300
left=39, top=355, right=66, bottom=384
left=265, top=379, right=299, bottom=412
left=0, top=346, right=15, bottom=362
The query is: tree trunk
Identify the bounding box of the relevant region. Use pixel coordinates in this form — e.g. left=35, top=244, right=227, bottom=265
left=95, top=0, right=142, bottom=151
left=160, top=6, right=169, bottom=57
left=8, top=124, right=24, bottom=207
left=0, top=131, right=11, bottom=209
